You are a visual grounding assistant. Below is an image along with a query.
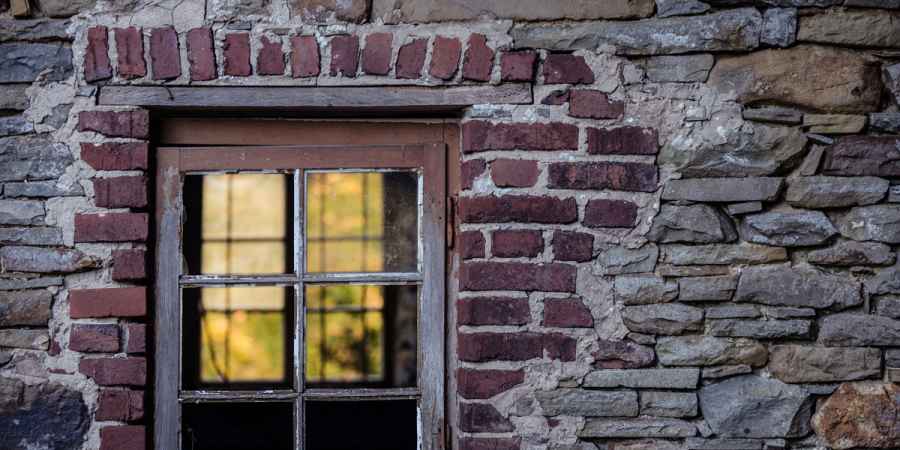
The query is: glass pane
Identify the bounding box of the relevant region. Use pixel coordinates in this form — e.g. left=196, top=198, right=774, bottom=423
left=182, top=286, right=293, bottom=390
left=183, top=173, right=293, bottom=275
left=182, top=402, right=293, bottom=450
left=306, top=171, right=418, bottom=273
left=305, top=284, right=418, bottom=388
left=306, top=400, right=417, bottom=450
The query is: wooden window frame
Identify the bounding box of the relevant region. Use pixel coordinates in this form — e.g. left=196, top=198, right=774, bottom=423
left=155, top=122, right=451, bottom=450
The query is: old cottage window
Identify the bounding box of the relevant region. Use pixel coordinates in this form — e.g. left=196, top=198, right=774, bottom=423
left=156, top=122, right=448, bottom=450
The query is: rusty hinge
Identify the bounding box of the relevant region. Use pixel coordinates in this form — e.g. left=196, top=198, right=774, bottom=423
left=447, top=195, right=457, bottom=249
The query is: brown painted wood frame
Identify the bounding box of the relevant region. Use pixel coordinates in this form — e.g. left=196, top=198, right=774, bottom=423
left=156, top=130, right=449, bottom=450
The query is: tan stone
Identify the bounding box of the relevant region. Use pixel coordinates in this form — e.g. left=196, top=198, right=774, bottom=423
left=812, top=382, right=900, bottom=449
left=373, top=0, right=654, bottom=23
left=804, top=114, right=867, bottom=134
left=11, top=0, right=30, bottom=17
left=292, top=0, right=370, bottom=23
left=799, top=9, right=900, bottom=48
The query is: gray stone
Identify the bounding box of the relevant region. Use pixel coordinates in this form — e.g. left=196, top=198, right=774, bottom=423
left=735, top=264, right=861, bottom=309
left=0, top=136, right=73, bottom=182
left=761, top=8, right=796, bottom=48
left=886, top=63, right=900, bottom=105
left=798, top=9, right=900, bottom=48
left=656, top=265, right=732, bottom=277
left=807, top=241, right=895, bottom=266
left=705, top=305, right=760, bottom=319
left=662, top=178, right=783, bottom=203
left=803, top=114, right=867, bottom=134
left=678, top=276, right=737, bottom=301
left=655, top=0, right=709, bottom=17
left=657, top=335, right=767, bottom=367
left=661, top=243, right=787, bottom=266
left=622, top=303, right=704, bottom=335
left=797, top=145, right=825, bottom=176
left=887, top=349, right=900, bottom=367
left=807, top=133, right=834, bottom=145
left=0, top=380, right=89, bottom=449
left=0, top=43, right=73, bottom=83
left=536, top=389, right=638, bottom=417
left=786, top=176, right=888, bottom=209
left=0, top=276, right=62, bottom=290
left=614, top=275, right=678, bottom=305
left=0, top=200, right=43, bottom=225
left=837, top=205, right=900, bottom=244
left=741, top=106, right=803, bottom=125
left=579, top=418, right=696, bottom=438
left=870, top=113, right=900, bottom=133
left=512, top=8, right=761, bottom=55
left=870, top=268, right=900, bottom=295
left=700, top=375, right=812, bottom=438
left=0, top=329, right=49, bottom=350
left=0, top=84, right=28, bottom=111
left=726, top=202, right=764, bottom=216
left=0, top=246, right=99, bottom=273
left=891, top=186, right=900, bottom=203
left=819, top=313, right=900, bottom=346
left=822, top=136, right=900, bottom=177
left=764, top=307, right=815, bottom=319
left=769, top=345, right=881, bottom=383
left=596, top=245, right=658, bottom=275
left=39, top=0, right=96, bottom=17
left=876, top=295, right=900, bottom=319
left=584, top=368, right=700, bottom=389
left=707, top=319, right=811, bottom=339
left=0, top=290, right=51, bottom=326
left=0, top=351, right=11, bottom=367
left=845, top=0, right=900, bottom=7
left=4, top=180, right=83, bottom=198
left=642, top=54, right=714, bottom=83
left=648, top=204, right=737, bottom=244
left=593, top=339, right=656, bottom=369
left=685, top=438, right=764, bottom=450
left=702, top=365, right=753, bottom=379
left=0, top=115, right=33, bottom=136
left=739, top=209, right=837, bottom=247
left=374, top=0, right=655, bottom=22
left=640, top=391, right=697, bottom=418
left=41, top=103, right=72, bottom=130
left=0, top=19, right=71, bottom=42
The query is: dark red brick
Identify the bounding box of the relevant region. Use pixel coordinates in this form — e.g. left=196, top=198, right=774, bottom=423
left=99, top=425, right=145, bottom=450
left=395, top=38, right=427, bottom=79
left=81, top=143, right=148, bottom=170
left=329, top=34, right=359, bottom=77
left=461, top=158, right=486, bottom=190
left=587, top=126, right=659, bottom=155
left=460, top=195, right=577, bottom=224
left=462, top=33, right=494, bottom=82
left=458, top=332, right=543, bottom=362
left=125, top=323, right=146, bottom=354
left=583, top=199, right=638, bottom=228
left=458, top=297, right=530, bottom=326
left=187, top=27, right=216, bottom=81
left=462, top=121, right=578, bottom=153
left=459, top=230, right=485, bottom=260
left=593, top=339, right=655, bottom=369
left=115, top=27, right=146, bottom=79
left=543, top=54, right=594, bottom=84
left=75, top=213, right=148, bottom=243
left=149, top=27, right=180, bottom=80
left=70, top=287, right=146, bottom=318
left=460, top=261, right=576, bottom=292
left=362, top=32, right=392, bottom=76
left=458, top=368, right=524, bottom=400
left=492, top=229, right=543, bottom=258
left=569, top=90, right=624, bottom=119
left=543, top=298, right=593, bottom=328
left=80, top=357, right=147, bottom=386
left=543, top=332, right=577, bottom=361
left=460, top=402, right=513, bottom=433
left=69, top=324, right=120, bottom=353
left=257, top=36, right=285, bottom=76
left=460, top=437, right=520, bottom=450
left=85, top=26, right=112, bottom=83
left=93, top=176, right=147, bottom=208
left=500, top=50, right=537, bottom=82
left=224, top=33, right=251, bottom=77
left=291, top=35, right=320, bottom=78
left=490, top=159, right=539, bottom=188
left=541, top=89, right=570, bottom=105
left=430, top=36, right=461, bottom=80
left=552, top=231, right=594, bottom=262
left=97, top=389, right=144, bottom=422
left=547, top=162, right=657, bottom=192
left=112, top=249, right=146, bottom=281
left=78, top=110, right=149, bottom=139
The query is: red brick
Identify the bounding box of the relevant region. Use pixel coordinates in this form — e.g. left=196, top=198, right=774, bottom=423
left=93, top=176, right=147, bottom=209
left=541, top=89, right=570, bottom=105
left=458, top=297, right=530, bottom=326
left=362, top=32, right=392, bottom=76
left=569, top=90, right=624, bottom=119
left=80, top=357, right=147, bottom=386
left=552, top=231, right=594, bottom=262
left=80, top=143, right=148, bottom=170
left=543, top=333, right=577, bottom=361
left=460, top=437, right=521, bottom=450
left=112, top=249, right=146, bottom=281
left=70, top=287, right=147, bottom=319
left=459, top=230, right=485, bottom=260
left=460, top=402, right=513, bottom=433
left=583, top=199, right=638, bottom=228
left=75, top=213, right=148, bottom=243
left=78, top=110, right=149, bottom=139
left=257, top=36, right=285, bottom=76
left=395, top=38, right=427, bottom=79
left=97, top=389, right=144, bottom=422
left=460, top=195, right=577, bottom=224
left=114, top=27, right=146, bottom=79
left=458, top=368, right=525, bottom=399
left=491, top=229, right=543, bottom=258
left=69, top=324, right=120, bottom=353
left=500, top=50, right=537, bottom=82
left=490, top=159, right=539, bottom=188
left=430, top=36, right=461, bottom=80
left=149, top=27, right=180, bottom=80
left=459, top=332, right=543, bottom=362
left=84, top=26, right=112, bottom=83
left=460, top=261, right=576, bottom=292
left=543, top=298, right=593, bottom=328
left=329, top=34, right=359, bottom=77
left=543, top=54, right=594, bottom=84
left=99, top=425, right=145, bottom=450
left=224, top=33, right=251, bottom=77
left=548, top=162, right=657, bottom=192
left=291, top=35, right=320, bottom=78
left=462, top=33, right=494, bottom=82
left=125, top=323, right=146, bottom=354
left=461, top=158, right=486, bottom=190
left=187, top=27, right=216, bottom=81
left=587, top=126, right=659, bottom=155
left=462, top=121, right=578, bottom=152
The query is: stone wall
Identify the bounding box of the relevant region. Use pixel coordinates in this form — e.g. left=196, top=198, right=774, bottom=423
left=1, top=0, right=900, bottom=449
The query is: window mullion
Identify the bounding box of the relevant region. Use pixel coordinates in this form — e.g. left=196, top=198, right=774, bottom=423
left=295, top=169, right=306, bottom=450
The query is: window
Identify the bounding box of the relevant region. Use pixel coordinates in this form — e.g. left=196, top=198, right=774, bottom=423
left=156, top=135, right=447, bottom=450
